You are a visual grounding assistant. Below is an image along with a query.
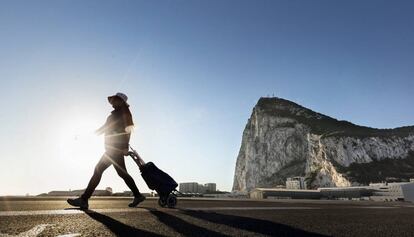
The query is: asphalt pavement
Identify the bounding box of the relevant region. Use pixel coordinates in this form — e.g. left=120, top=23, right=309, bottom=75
left=0, top=197, right=413, bottom=237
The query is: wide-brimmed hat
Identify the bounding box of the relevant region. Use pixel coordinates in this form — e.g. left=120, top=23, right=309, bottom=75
left=108, top=92, right=129, bottom=106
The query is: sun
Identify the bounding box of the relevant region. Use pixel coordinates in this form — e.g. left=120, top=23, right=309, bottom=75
left=57, top=115, right=104, bottom=163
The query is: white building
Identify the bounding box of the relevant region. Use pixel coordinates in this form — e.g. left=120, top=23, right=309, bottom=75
left=286, top=177, right=307, bottom=190
left=179, top=182, right=200, bottom=193
left=179, top=182, right=217, bottom=194
left=250, top=180, right=414, bottom=202
left=198, top=184, right=206, bottom=193
left=401, top=183, right=414, bottom=202
left=369, top=182, right=410, bottom=201
left=250, top=188, right=321, bottom=199
left=204, top=183, right=217, bottom=192
left=47, top=187, right=112, bottom=196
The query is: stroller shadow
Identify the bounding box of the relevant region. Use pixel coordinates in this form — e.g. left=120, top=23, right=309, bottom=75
left=181, top=210, right=328, bottom=237
left=145, top=208, right=229, bottom=237
left=83, top=209, right=164, bottom=237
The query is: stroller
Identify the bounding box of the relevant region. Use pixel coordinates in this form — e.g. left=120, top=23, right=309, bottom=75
left=128, top=146, right=180, bottom=208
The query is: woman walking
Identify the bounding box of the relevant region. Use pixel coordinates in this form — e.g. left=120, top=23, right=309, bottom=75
left=67, top=92, right=145, bottom=209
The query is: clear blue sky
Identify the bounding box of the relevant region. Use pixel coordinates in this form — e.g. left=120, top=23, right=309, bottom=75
left=0, top=0, right=413, bottom=195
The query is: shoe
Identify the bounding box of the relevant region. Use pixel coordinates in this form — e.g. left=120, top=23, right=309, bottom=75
left=128, top=195, right=146, bottom=207
left=67, top=197, right=89, bottom=209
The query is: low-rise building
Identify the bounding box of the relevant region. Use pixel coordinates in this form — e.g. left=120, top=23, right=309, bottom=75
left=179, top=182, right=218, bottom=194
left=286, top=177, right=307, bottom=190
left=401, top=183, right=414, bottom=202
left=369, top=182, right=408, bottom=201
left=250, top=181, right=414, bottom=202
left=179, top=182, right=200, bottom=193
left=318, top=187, right=372, bottom=199
left=250, top=188, right=321, bottom=199
left=47, top=187, right=113, bottom=196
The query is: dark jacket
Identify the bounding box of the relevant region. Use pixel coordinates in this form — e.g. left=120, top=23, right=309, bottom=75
left=98, top=106, right=134, bottom=152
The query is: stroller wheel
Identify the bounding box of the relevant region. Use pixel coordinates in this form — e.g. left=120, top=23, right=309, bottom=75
left=167, top=195, right=177, bottom=208
left=158, top=197, right=167, bottom=207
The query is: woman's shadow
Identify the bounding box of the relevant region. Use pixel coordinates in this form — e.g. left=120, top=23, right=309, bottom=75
left=65, top=208, right=164, bottom=237
left=144, top=208, right=327, bottom=237
left=67, top=207, right=228, bottom=237
left=65, top=207, right=327, bottom=237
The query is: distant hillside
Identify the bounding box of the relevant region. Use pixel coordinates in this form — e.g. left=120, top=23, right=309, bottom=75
left=233, top=97, right=414, bottom=191
left=257, top=97, right=414, bottom=138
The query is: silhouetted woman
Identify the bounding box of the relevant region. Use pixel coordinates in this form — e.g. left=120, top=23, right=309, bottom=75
left=67, top=92, right=145, bottom=209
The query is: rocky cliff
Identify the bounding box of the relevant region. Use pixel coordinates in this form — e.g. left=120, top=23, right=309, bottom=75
left=232, top=97, right=414, bottom=191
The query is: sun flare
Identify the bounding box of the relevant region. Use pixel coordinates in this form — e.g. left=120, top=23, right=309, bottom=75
left=57, top=115, right=104, bottom=163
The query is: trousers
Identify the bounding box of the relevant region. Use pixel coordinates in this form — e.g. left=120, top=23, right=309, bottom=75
left=81, top=150, right=140, bottom=200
